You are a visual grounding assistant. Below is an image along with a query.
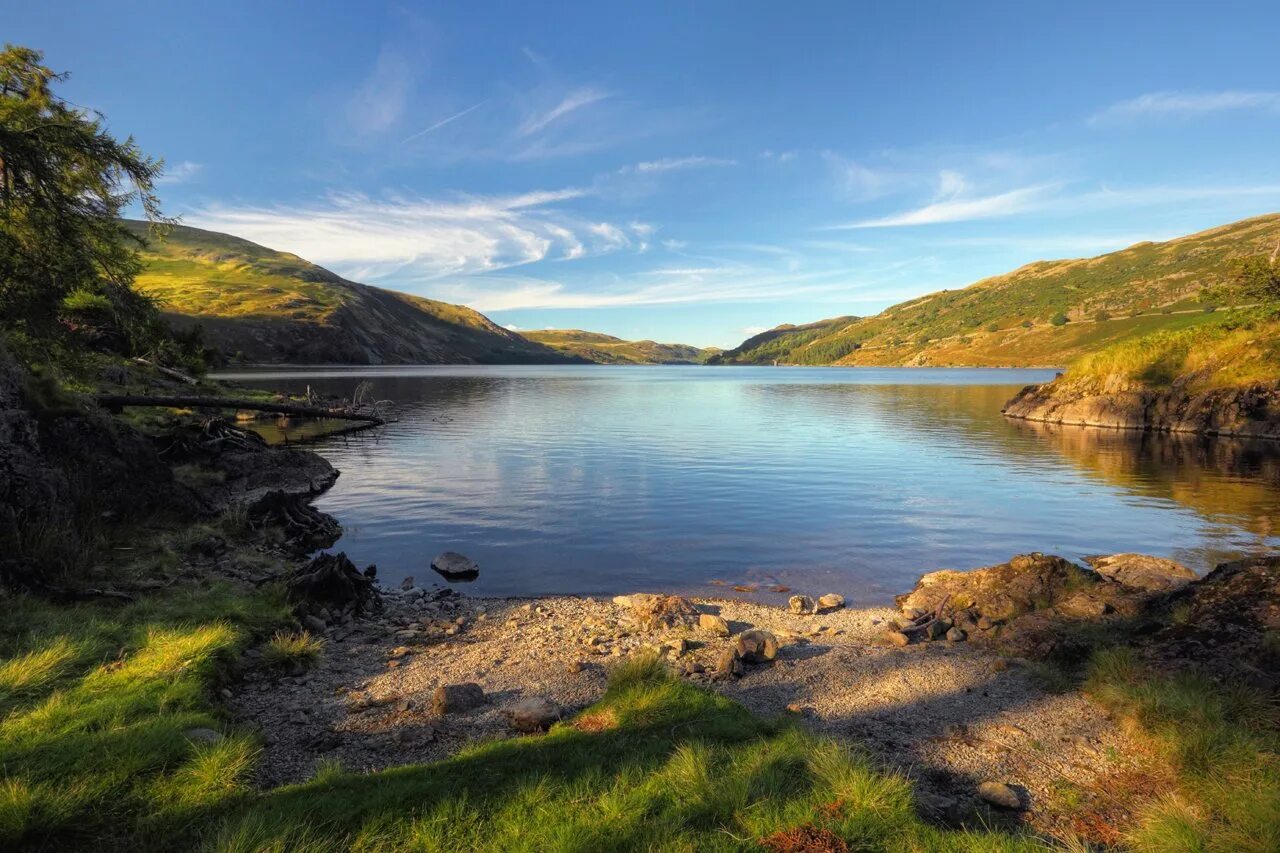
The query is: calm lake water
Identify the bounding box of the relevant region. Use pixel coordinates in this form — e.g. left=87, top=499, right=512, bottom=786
left=218, top=365, right=1280, bottom=603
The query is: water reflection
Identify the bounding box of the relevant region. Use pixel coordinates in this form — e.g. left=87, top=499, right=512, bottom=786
left=219, top=366, right=1280, bottom=601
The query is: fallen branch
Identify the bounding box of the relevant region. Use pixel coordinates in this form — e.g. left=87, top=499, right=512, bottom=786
left=132, top=357, right=198, bottom=385
left=95, top=395, right=386, bottom=424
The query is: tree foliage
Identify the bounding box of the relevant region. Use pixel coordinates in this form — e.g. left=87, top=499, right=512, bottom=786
left=1232, top=252, right=1280, bottom=304
left=0, top=44, right=170, bottom=350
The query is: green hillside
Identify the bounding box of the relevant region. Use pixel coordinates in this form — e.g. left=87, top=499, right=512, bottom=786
left=711, top=213, right=1280, bottom=367
left=523, top=329, right=716, bottom=364
left=125, top=221, right=580, bottom=365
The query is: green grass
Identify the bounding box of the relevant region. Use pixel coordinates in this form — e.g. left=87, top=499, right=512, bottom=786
left=1085, top=649, right=1280, bottom=852
left=1062, top=310, right=1280, bottom=392
left=0, top=585, right=288, bottom=850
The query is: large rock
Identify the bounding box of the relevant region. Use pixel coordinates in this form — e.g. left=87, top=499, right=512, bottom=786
left=432, top=683, right=487, bottom=715
left=698, top=613, right=730, bottom=636
left=618, top=593, right=699, bottom=630
left=734, top=629, right=779, bottom=664
left=1085, top=553, right=1197, bottom=592
left=896, top=553, right=1097, bottom=623
left=977, top=781, right=1022, bottom=810
left=788, top=595, right=815, bottom=615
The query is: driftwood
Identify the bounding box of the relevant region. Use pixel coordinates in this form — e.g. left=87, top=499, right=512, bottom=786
left=95, top=394, right=387, bottom=424
left=132, top=357, right=198, bottom=386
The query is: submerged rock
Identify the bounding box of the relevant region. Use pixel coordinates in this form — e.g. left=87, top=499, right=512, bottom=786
left=431, top=552, right=479, bottom=580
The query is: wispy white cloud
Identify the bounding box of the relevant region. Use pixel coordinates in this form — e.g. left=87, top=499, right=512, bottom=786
left=831, top=180, right=1280, bottom=229
left=402, top=100, right=488, bottom=143
left=741, top=325, right=769, bottom=336
left=518, top=86, right=612, bottom=137
left=620, top=155, right=737, bottom=174
left=1091, top=90, right=1280, bottom=124
left=186, top=186, right=637, bottom=283
left=836, top=185, right=1054, bottom=228
left=344, top=48, right=415, bottom=137
left=157, top=161, right=203, bottom=185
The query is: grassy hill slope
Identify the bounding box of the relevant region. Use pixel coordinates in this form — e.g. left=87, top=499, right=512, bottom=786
left=522, top=329, right=715, bottom=364
left=126, top=222, right=580, bottom=365
left=712, top=213, right=1280, bottom=367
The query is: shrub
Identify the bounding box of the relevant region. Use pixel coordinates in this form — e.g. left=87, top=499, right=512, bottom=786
left=1050, top=313, right=1069, bottom=326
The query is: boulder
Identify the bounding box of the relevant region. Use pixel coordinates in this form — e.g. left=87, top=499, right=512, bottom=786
left=506, top=697, right=563, bottom=733
left=896, top=553, right=1097, bottom=623
left=788, top=595, right=815, bottom=615
left=698, top=613, right=730, bottom=636
left=432, top=552, right=479, bottom=580
left=1085, top=553, right=1197, bottom=592
left=432, top=683, right=487, bottom=715
left=817, top=593, right=845, bottom=612
left=734, top=629, right=779, bottom=663
left=623, top=593, right=699, bottom=630
left=945, top=626, right=967, bottom=643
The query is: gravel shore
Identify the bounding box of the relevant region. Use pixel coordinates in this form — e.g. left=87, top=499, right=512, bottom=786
left=232, top=584, right=1141, bottom=835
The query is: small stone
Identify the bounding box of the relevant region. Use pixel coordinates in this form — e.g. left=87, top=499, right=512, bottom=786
left=184, top=727, right=223, bottom=745
left=220, top=688, right=232, bottom=699
left=396, top=699, right=411, bottom=712
left=698, top=613, right=730, bottom=636
left=566, top=660, right=585, bottom=673
left=788, top=595, right=816, bottom=615
left=432, top=683, right=487, bottom=715
left=717, top=647, right=744, bottom=677
left=506, top=697, right=563, bottom=733
left=387, top=659, right=401, bottom=668
left=978, top=616, right=995, bottom=631
left=884, top=630, right=911, bottom=647
left=785, top=702, right=806, bottom=715
left=977, top=781, right=1022, bottom=810
left=816, top=593, right=845, bottom=612
left=303, top=614, right=327, bottom=634
left=925, top=621, right=946, bottom=641
left=946, top=627, right=967, bottom=643
left=904, top=607, right=928, bottom=620
left=734, top=629, right=779, bottom=663
left=389, top=646, right=411, bottom=659
left=401, top=576, right=415, bottom=591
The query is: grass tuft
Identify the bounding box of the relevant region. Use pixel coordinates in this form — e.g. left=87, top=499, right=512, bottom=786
left=261, top=630, right=323, bottom=669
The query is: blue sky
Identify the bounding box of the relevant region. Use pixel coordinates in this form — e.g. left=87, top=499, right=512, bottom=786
left=15, top=2, right=1280, bottom=347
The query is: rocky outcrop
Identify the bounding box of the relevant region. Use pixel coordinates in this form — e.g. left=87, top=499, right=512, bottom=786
left=1084, top=553, right=1197, bottom=592
left=1002, top=379, right=1280, bottom=440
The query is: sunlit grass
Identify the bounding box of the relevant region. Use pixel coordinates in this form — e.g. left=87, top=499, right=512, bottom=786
left=262, top=630, right=323, bottom=669
left=1086, top=648, right=1280, bottom=852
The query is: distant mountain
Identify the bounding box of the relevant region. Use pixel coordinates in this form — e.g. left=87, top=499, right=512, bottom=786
left=711, top=213, right=1280, bottom=367
left=522, top=329, right=717, bottom=364
left=125, top=221, right=580, bottom=365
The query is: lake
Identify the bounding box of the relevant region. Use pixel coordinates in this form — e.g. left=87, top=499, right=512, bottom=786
left=218, top=365, right=1280, bottom=603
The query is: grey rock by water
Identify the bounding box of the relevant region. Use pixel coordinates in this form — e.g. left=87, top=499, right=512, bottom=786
left=432, top=551, right=479, bottom=578
left=788, top=595, right=815, bottom=615
left=817, top=593, right=845, bottom=611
